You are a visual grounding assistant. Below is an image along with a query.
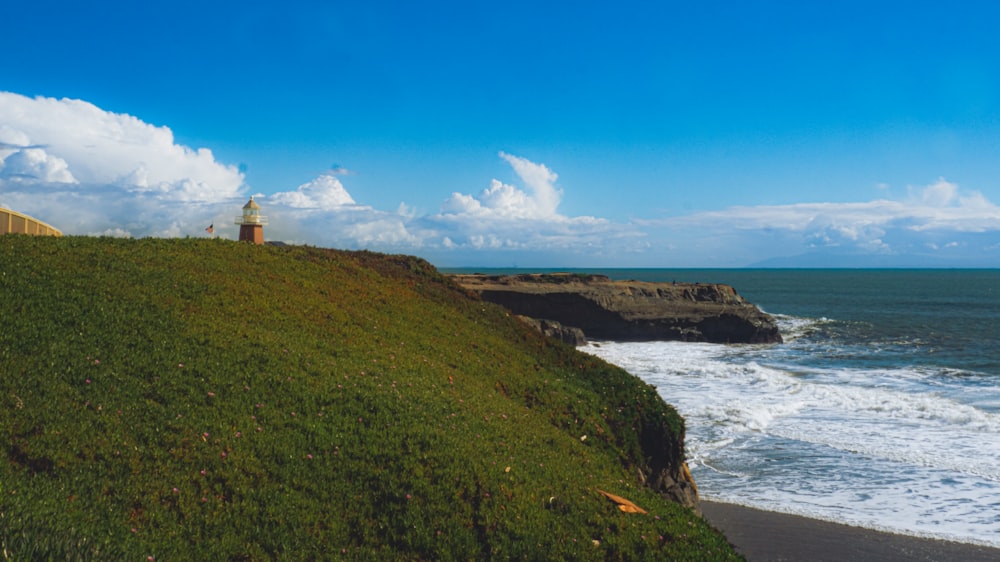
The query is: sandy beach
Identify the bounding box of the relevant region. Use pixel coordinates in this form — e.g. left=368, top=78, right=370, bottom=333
left=701, top=501, right=1000, bottom=562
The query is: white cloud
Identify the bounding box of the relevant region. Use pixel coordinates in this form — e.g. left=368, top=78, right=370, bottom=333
left=344, top=218, right=422, bottom=246
left=233, top=152, right=631, bottom=263
left=498, top=151, right=561, bottom=216
left=0, top=91, right=246, bottom=236
left=641, top=178, right=1000, bottom=265
left=0, top=90, right=439, bottom=253
left=257, top=175, right=425, bottom=250
left=441, top=151, right=563, bottom=220
left=657, top=179, right=1000, bottom=234
left=6, top=90, right=994, bottom=267
left=0, top=92, right=242, bottom=201
left=0, top=147, right=76, bottom=183
left=260, top=195, right=424, bottom=251
left=441, top=179, right=539, bottom=218
left=913, top=178, right=958, bottom=207
left=427, top=152, right=633, bottom=257
left=270, top=173, right=357, bottom=210
left=441, top=191, right=482, bottom=214
left=480, top=179, right=533, bottom=216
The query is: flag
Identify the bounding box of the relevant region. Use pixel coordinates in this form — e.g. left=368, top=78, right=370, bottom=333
left=205, top=223, right=214, bottom=234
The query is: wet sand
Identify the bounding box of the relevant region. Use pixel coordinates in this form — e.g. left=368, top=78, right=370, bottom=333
left=701, top=501, right=1000, bottom=562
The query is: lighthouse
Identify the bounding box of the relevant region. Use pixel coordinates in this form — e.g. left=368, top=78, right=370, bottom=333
left=235, top=196, right=268, bottom=244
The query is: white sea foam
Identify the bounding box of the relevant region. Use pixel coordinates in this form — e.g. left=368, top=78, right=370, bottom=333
left=584, top=340, right=1000, bottom=547
left=772, top=314, right=829, bottom=342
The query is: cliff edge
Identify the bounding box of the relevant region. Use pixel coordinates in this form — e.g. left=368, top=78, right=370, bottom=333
left=453, top=273, right=782, bottom=344
left=0, top=238, right=741, bottom=559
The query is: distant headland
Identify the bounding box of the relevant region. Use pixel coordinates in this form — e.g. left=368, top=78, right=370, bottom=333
left=451, top=273, right=783, bottom=345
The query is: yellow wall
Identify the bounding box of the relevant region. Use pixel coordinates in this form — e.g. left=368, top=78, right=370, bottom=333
left=0, top=208, right=62, bottom=236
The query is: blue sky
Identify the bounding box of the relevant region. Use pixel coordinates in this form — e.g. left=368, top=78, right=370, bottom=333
left=2, top=1, right=999, bottom=267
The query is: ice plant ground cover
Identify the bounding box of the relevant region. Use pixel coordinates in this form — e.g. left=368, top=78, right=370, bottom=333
left=0, top=236, right=739, bottom=561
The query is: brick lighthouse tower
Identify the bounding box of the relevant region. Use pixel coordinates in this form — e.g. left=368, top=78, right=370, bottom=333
left=235, top=196, right=267, bottom=244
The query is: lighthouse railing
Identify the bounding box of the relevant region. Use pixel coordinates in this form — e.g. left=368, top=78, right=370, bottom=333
left=234, top=215, right=269, bottom=225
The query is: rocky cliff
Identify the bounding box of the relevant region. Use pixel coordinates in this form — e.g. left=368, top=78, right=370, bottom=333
left=514, top=316, right=587, bottom=346
left=452, top=273, right=782, bottom=345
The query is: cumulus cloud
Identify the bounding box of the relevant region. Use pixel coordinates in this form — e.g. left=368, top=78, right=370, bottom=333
left=0, top=93, right=242, bottom=200
left=10, top=90, right=993, bottom=266
left=427, top=152, right=633, bottom=258
left=259, top=197, right=426, bottom=250
left=0, top=92, right=247, bottom=237
left=0, top=92, right=438, bottom=251
left=261, top=156, right=628, bottom=259
left=914, top=178, right=958, bottom=207
left=497, top=151, right=561, bottom=216
left=270, top=173, right=357, bottom=210
left=441, top=151, right=563, bottom=219
left=0, top=147, right=76, bottom=183
left=262, top=152, right=636, bottom=263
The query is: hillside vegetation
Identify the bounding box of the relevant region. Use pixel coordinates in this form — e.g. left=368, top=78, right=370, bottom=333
left=0, top=236, right=740, bottom=561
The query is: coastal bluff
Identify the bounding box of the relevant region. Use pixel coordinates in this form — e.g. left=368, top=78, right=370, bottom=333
left=452, top=273, right=783, bottom=345
left=2, top=237, right=742, bottom=559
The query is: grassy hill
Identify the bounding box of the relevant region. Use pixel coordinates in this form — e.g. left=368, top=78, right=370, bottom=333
left=0, top=236, right=740, bottom=561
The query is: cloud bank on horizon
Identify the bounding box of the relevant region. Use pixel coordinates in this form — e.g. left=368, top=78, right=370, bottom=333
left=2, top=92, right=998, bottom=267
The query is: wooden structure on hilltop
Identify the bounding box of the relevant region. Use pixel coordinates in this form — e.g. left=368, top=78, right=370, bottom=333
left=1, top=208, right=62, bottom=236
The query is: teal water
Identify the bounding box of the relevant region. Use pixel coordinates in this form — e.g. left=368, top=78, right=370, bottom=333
left=445, top=268, right=1000, bottom=546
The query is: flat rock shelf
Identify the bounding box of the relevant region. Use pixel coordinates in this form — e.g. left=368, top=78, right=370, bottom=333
left=452, top=273, right=782, bottom=344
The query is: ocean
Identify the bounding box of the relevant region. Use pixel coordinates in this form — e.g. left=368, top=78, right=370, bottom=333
left=449, top=268, right=1000, bottom=547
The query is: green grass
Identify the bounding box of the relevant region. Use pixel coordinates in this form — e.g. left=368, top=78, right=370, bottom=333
left=0, top=236, right=741, bottom=561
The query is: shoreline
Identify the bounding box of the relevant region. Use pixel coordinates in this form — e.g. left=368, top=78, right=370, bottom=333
left=700, top=501, right=1000, bottom=562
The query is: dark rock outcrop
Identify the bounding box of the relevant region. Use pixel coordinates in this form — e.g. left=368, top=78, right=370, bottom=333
left=453, top=273, right=782, bottom=344
left=515, top=316, right=587, bottom=346
left=637, top=418, right=701, bottom=513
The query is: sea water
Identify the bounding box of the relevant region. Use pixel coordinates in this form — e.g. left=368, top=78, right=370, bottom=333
left=449, top=268, right=1000, bottom=547
left=581, top=269, right=1000, bottom=547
